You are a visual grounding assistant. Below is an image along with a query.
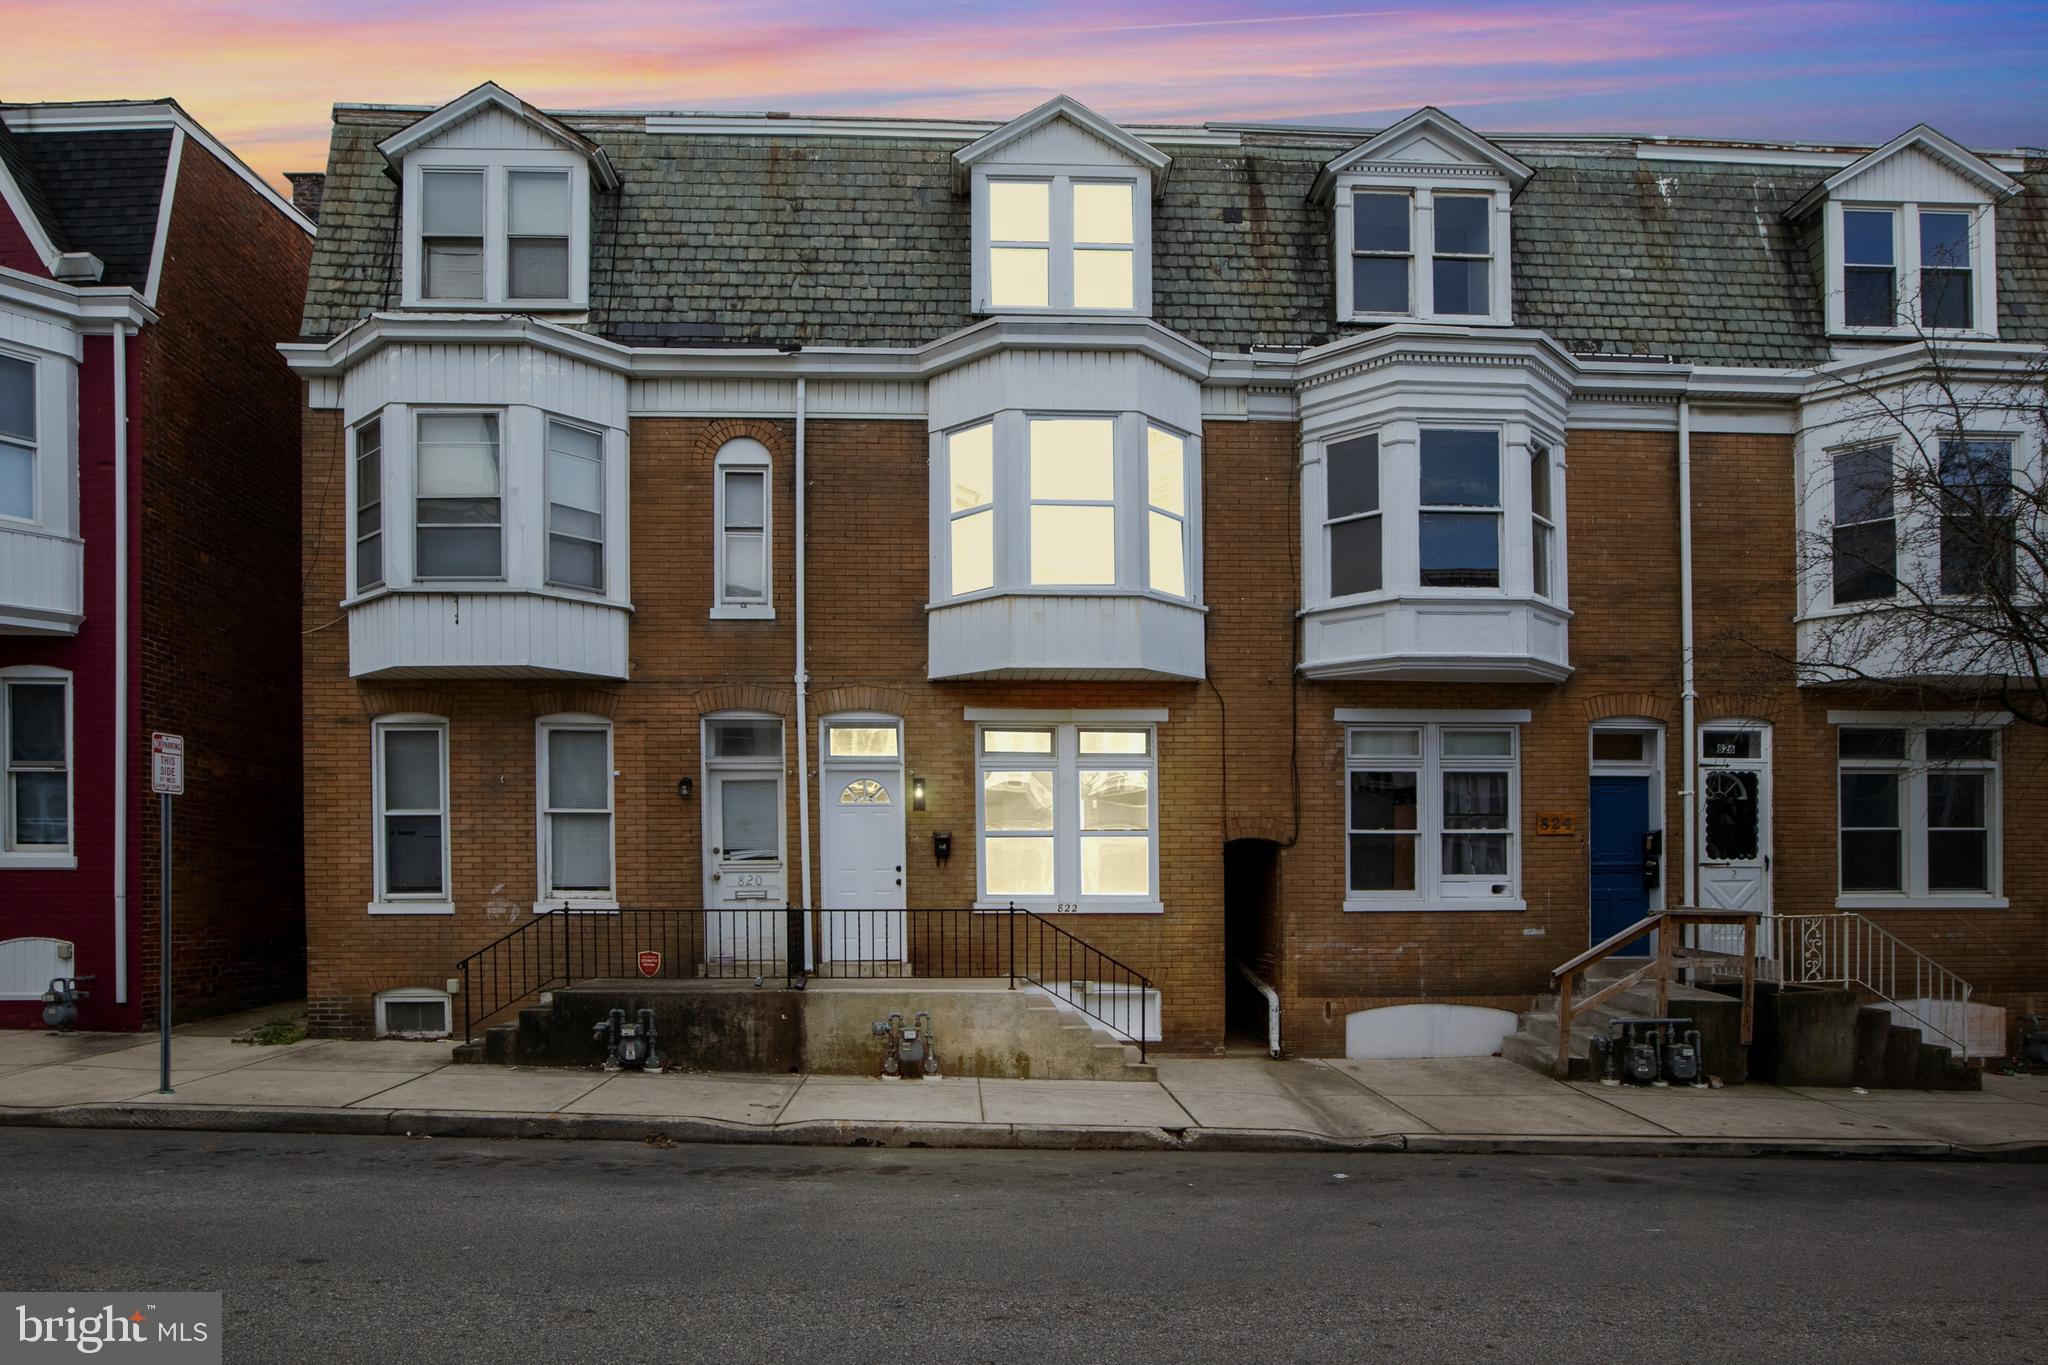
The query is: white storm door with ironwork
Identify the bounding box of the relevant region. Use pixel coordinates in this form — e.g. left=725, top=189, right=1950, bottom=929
left=1697, top=725, right=1770, bottom=956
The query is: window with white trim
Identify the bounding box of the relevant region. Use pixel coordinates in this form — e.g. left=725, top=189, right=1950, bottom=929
left=1530, top=442, right=1555, bottom=599
left=545, top=419, right=604, bottom=591
left=375, top=989, right=452, bottom=1039
left=947, top=423, right=996, bottom=595
left=1830, top=443, right=1896, bottom=605
left=1335, top=185, right=1512, bottom=325
left=1920, top=210, right=1973, bottom=330
left=1346, top=721, right=1521, bottom=907
left=1030, top=418, right=1116, bottom=586
left=713, top=438, right=771, bottom=615
left=1831, top=201, right=1994, bottom=337
left=420, top=169, right=486, bottom=301
left=1326, top=432, right=1381, bottom=597
left=0, top=353, right=35, bottom=523
left=977, top=724, right=1157, bottom=908
left=1841, top=208, right=1897, bottom=328
left=538, top=719, right=613, bottom=904
left=507, top=170, right=571, bottom=301
left=406, top=156, right=588, bottom=308
left=982, top=175, right=1142, bottom=313
left=1350, top=191, right=1411, bottom=315
left=1838, top=724, right=2000, bottom=900
left=353, top=418, right=384, bottom=592
left=3, top=674, right=69, bottom=855
left=1419, top=429, right=1501, bottom=588
left=374, top=719, right=449, bottom=906
left=1145, top=426, right=1188, bottom=596
left=1431, top=194, right=1492, bottom=317
left=414, top=412, right=502, bottom=580
left=1937, top=436, right=2013, bottom=597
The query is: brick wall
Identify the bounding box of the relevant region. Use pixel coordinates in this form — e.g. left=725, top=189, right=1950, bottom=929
left=135, top=141, right=312, bottom=1020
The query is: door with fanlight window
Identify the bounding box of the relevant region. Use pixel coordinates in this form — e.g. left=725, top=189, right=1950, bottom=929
left=1696, top=723, right=1771, bottom=958
left=702, top=716, right=786, bottom=971
left=819, top=717, right=907, bottom=970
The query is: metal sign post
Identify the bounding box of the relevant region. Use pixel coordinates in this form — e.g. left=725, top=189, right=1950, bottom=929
left=150, top=733, right=185, bottom=1095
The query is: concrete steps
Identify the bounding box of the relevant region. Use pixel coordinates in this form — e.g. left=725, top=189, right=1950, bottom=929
left=1502, top=979, right=1745, bottom=1083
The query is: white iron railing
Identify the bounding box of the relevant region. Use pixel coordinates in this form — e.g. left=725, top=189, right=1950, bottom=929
left=1766, top=913, right=1973, bottom=1054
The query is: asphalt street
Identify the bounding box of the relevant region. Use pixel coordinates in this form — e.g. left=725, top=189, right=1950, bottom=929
left=1, top=1129, right=2043, bottom=1364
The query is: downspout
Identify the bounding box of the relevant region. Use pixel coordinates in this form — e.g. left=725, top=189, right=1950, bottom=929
left=1677, top=397, right=1698, bottom=915
left=112, top=324, right=130, bottom=1004
left=1233, top=959, right=1282, bottom=1058
left=793, top=377, right=814, bottom=972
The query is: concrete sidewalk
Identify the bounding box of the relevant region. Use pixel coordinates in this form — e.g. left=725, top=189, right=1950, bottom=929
left=3, top=1022, right=2045, bottom=1158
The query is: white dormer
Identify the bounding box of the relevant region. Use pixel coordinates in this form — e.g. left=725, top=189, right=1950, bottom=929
left=1787, top=124, right=2021, bottom=342
left=382, top=83, right=619, bottom=312
left=955, top=96, right=1169, bottom=317
left=1312, top=108, right=1531, bottom=329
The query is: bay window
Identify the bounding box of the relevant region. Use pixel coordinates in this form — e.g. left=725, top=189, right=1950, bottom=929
left=353, top=418, right=383, bottom=592
left=1830, top=444, right=1896, bottom=604
left=1530, top=443, right=1555, bottom=599
left=977, top=723, right=1157, bottom=909
left=947, top=423, right=996, bottom=595
left=1029, top=418, right=1116, bottom=586
left=1937, top=436, right=2012, bottom=596
left=414, top=412, right=502, bottom=580
left=1145, top=426, right=1188, bottom=597
left=373, top=718, right=450, bottom=910
left=1326, top=433, right=1382, bottom=597
left=0, top=353, right=33, bottom=522
left=538, top=719, right=614, bottom=906
left=1418, top=429, right=1501, bottom=588
left=1838, top=722, right=2001, bottom=903
left=2, top=673, right=69, bottom=857
left=1345, top=717, right=1521, bottom=908
left=545, top=419, right=604, bottom=591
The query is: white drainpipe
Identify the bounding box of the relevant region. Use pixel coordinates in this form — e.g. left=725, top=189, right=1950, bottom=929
left=1677, top=396, right=1698, bottom=914
left=1234, top=960, right=1282, bottom=1057
left=111, top=323, right=130, bottom=1003
left=792, top=377, right=814, bottom=972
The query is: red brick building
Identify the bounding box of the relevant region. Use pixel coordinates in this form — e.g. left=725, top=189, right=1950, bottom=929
left=286, top=86, right=2044, bottom=1054
left=0, top=100, right=313, bottom=1029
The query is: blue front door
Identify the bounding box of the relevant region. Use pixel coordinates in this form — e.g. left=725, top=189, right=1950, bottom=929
left=1590, top=775, right=1651, bottom=957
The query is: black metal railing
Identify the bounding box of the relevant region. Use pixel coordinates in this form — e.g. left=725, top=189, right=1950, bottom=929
left=456, top=905, right=1156, bottom=1060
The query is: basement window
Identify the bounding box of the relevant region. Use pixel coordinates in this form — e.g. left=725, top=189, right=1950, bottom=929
left=375, top=989, right=452, bottom=1039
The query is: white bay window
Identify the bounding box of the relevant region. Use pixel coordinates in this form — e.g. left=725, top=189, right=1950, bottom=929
left=1344, top=714, right=1523, bottom=910
left=545, top=419, right=604, bottom=592
left=977, top=723, right=1158, bottom=911
left=0, top=353, right=35, bottom=522
left=414, top=412, right=502, bottom=580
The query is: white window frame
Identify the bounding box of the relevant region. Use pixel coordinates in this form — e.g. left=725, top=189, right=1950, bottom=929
left=1324, top=430, right=1384, bottom=600
left=973, top=720, right=1161, bottom=914
left=701, top=712, right=788, bottom=908
left=1, top=666, right=73, bottom=869
left=1833, top=714, right=2006, bottom=909
left=370, top=714, right=453, bottom=915
left=1144, top=422, right=1191, bottom=599
left=1935, top=432, right=2016, bottom=600
left=712, top=438, right=773, bottom=619
left=930, top=411, right=1201, bottom=606
left=401, top=150, right=591, bottom=309
left=535, top=715, right=616, bottom=912
left=1417, top=426, right=1505, bottom=590
left=1828, top=441, right=1898, bottom=606
left=543, top=416, right=605, bottom=594
left=352, top=413, right=385, bottom=594
left=1334, top=181, right=1513, bottom=326
left=1530, top=441, right=1557, bottom=600
left=944, top=421, right=997, bottom=598
left=0, top=347, right=39, bottom=527
left=1825, top=198, right=1998, bottom=340
left=412, top=408, right=504, bottom=583
left=374, top=988, right=453, bottom=1039
left=1342, top=712, right=1525, bottom=911
left=972, top=168, right=1152, bottom=316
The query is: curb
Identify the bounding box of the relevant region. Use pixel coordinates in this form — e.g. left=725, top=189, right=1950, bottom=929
left=2, top=1104, right=2044, bottom=1161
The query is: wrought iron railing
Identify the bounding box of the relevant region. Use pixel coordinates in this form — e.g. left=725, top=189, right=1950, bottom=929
left=1765, top=912, right=1974, bottom=1054
left=456, top=905, right=1155, bottom=1059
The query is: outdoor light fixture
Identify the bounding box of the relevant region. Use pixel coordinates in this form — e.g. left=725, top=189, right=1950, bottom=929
left=675, top=777, right=694, bottom=800
left=911, top=774, right=927, bottom=810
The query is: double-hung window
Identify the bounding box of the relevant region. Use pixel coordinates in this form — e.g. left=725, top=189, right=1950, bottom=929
left=1831, top=444, right=1896, bottom=604
left=1431, top=195, right=1491, bottom=316
left=414, top=413, right=502, bottom=579
left=1842, top=209, right=1898, bottom=328
left=1072, top=182, right=1136, bottom=310
left=539, top=720, right=613, bottom=905
left=420, top=170, right=486, bottom=301
left=978, top=724, right=1157, bottom=908
left=374, top=719, right=449, bottom=908
left=1326, top=433, right=1382, bottom=597
left=1838, top=724, right=2000, bottom=901
left=984, top=176, right=1140, bottom=312
left=1351, top=191, right=1411, bottom=314
left=0, top=353, right=34, bottom=522
left=1919, top=211, right=1973, bottom=330
left=546, top=419, right=604, bottom=591
left=1029, top=418, right=1116, bottom=586
left=1937, top=437, right=2013, bottom=596
left=988, top=180, right=1052, bottom=310
left=507, top=170, right=571, bottom=302
left=714, top=439, right=770, bottom=612
left=1347, top=721, right=1520, bottom=907
left=947, top=423, right=996, bottom=595
left=1418, top=429, right=1501, bottom=588
left=1530, top=443, right=1556, bottom=599
left=1145, top=426, right=1188, bottom=597
left=353, top=419, right=383, bottom=592
left=3, top=675, right=68, bottom=855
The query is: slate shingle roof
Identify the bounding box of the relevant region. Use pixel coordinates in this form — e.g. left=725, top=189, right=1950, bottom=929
left=298, top=108, right=2048, bottom=368
left=1, top=128, right=172, bottom=288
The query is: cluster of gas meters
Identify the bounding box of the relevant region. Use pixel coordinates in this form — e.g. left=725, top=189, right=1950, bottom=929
left=1588, top=1018, right=1707, bottom=1088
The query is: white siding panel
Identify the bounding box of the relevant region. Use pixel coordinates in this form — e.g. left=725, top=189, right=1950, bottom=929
left=349, top=591, right=630, bottom=680
left=928, top=594, right=1203, bottom=680
left=628, top=377, right=926, bottom=420
left=419, top=105, right=563, bottom=153
left=990, top=119, right=1142, bottom=169
left=928, top=349, right=1200, bottom=430
left=0, top=308, right=81, bottom=361
left=0, top=525, right=83, bottom=633
left=344, top=343, right=628, bottom=428
left=1835, top=147, right=1989, bottom=205
left=0, top=937, right=74, bottom=999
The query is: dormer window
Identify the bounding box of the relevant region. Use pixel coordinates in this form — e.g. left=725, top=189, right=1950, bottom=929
left=1842, top=209, right=1895, bottom=327
left=508, top=171, right=572, bottom=301
left=1351, top=193, right=1411, bottom=314
left=957, top=96, right=1168, bottom=318
left=1431, top=195, right=1492, bottom=317
left=420, top=171, right=485, bottom=300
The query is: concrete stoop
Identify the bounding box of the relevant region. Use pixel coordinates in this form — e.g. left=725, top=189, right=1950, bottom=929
left=453, top=978, right=1154, bottom=1081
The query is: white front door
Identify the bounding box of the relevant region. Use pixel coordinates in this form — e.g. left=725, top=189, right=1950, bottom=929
left=1696, top=724, right=1770, bottom=958
left=819, top=717, right=908, bottom=968
left=702, top=716, right=788, bottom=971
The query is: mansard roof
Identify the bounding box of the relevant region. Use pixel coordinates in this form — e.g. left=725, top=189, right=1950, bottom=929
left=298, top=102, right=2048, bottom=368
left=0, top=121, right=172, bottom=287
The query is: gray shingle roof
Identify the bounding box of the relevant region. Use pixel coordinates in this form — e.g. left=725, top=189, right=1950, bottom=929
left=3, top=129, right=171, bottom=288
left=298, top=109, right=2048, bottom=369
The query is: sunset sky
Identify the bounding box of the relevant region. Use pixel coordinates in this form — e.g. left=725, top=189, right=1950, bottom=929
left=3, top=0, right=2044, bottom=189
